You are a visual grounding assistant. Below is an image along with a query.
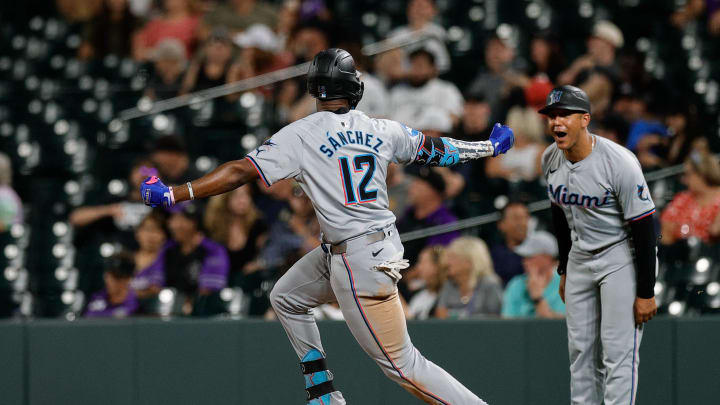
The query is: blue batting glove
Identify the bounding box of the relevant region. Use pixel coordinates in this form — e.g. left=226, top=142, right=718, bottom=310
left=140, top=176, right=174, bottom=208
left=489, top=123, right=515, bottom=156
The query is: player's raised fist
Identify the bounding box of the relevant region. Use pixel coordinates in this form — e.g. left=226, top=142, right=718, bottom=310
left=140, top=176, right=174, bottom=208
left=489, top=123, right=514, bottom=156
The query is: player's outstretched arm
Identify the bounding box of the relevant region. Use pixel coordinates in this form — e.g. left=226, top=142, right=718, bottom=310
left=139, top=159, right=259, bottom=208
left=414, top=123, right=514, bottom=167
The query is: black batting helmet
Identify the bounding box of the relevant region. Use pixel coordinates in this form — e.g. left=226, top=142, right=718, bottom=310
left=307, top=48, right=364, bottom=108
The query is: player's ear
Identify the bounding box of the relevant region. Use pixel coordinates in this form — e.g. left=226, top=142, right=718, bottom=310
left=581, top=113, right=591, bottom=128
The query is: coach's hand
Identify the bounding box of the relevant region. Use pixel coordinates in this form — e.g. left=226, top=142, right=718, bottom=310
left=559, top=273, right=566, bottom=303
left=634, top=297, right=657, bottom=325
left=489, top=123, right=515, bottom=156
left=140, top=176, right=174, bottom=208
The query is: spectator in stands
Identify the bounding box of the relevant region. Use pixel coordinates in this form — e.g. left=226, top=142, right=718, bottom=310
left=490, top=201, right=530, bottom=286
left=485, top=106, right=546, bottom=182
left=132, top=0, right=200, bottom=61
left=56, top=0, right=103, bottom=22
left=130, top=211, right=169, bottom=300
left=339, top=40, right=390, bottom=119
left=204, top=185, right=268, bottom=288
left=165, top=202, right=230, bottom=315
left=557, top=21, right=623, bottom=117
left=624, top=92, right=671, bottom=170
left=660, top=150, right=720, bottom=245
left=233, top=23, right=284, bottom=86
left=407, top=245, right=447, bottom=320
left=435, top=237, right=502, bottom=319
left=526, top=31, right=566, bottom=85
left=455, top=93, right=492, bottom=142
left=78, top=0, right=142, bottom=60
left=664, top=104, right=698, bottom=166
left=69, top=158, right=153, bottom=235
left=257, top=184, right=320, bottom=273
left=467, top=34, right=522, bottom=124
left=389, top=49, right=464, bottom=128
left=502, top=231, right=565, bottom=319
left=0, top=153, right=23, bottom=233
left=149, top=135, right=201, bottom=185
left=198, top=0, right=278, bottom=41
left=179, top=28, right=243, bottom=98
left=84, top=252, right=139, bottom=318
left=375, top=0, right=451, bottom=82
left=671, top=0, right=720, bottom=36
left=397, top=167, right=459, bottom=264
left=144, top=39, right=188, bottom=100
left=275, top=20, right=330, bottom=124
left=249, top=182, right=319, bottom=316
left=387, top=163, right=413, bottom=218
left=253, top=178, right=293, bottom=228
left=595, top=112, right=629, bottom=145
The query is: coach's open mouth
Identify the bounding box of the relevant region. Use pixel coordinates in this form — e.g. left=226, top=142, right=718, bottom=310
left=553, top=131, right=567, bottom=138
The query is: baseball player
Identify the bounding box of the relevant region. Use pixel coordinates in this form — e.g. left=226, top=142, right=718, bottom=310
left=539, top=85, right=658, bottom=405
left=140, top=48, right=514, bottom=404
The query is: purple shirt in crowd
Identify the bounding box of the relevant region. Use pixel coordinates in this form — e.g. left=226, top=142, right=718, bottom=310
left=163, top=237, right=230, bottom=294
left=397, top=203, right=460, bottom=264
left=131, top=244, right=168, bottom=291
left=84, top=289, right=139, bottom=318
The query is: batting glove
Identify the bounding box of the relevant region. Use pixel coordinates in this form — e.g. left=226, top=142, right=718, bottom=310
left=489, top=123, right=515, bottom=156
left=374, top=252, right=410, bottom=282
left=140, top=176, right=174, bottom=208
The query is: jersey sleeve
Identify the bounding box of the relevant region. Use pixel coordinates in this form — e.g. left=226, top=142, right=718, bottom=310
left=614, top=152, right=656, bottom=222
left=390, top=121, right=425, bottom=165
left=245, top=126, right=303, bottom=187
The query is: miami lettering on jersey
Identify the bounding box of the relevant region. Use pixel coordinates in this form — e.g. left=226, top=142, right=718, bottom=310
left=548, top=184, right=612, bottom=208
left=319, top=130, right=384, bottom=158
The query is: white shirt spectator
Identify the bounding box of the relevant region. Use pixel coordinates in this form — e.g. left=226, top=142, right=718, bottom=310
left=356, top=71, right=389, bottom=118
left=389, top=78, right=464, bottom=127
left=388, top=23, right=451, bottom=73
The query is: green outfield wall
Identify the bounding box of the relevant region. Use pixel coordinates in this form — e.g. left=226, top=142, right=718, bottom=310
left=0, top=317, right=718, bottom=405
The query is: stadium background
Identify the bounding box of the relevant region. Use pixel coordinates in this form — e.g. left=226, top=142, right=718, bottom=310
left=1, top=0, right=720, bottom=404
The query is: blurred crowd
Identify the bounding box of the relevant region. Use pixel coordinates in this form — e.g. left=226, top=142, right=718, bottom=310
left=2, top=0, right=720, bottom=319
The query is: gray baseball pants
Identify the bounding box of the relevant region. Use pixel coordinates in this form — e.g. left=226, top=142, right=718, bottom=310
left=566, top=239, right=642, bottom=405
left=270, top=225, right=486, bottom=404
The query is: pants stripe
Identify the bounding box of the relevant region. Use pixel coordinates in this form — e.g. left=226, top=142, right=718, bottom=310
left=630, top=327, right=638, bottom=405
left=341, top=254, right=450, bottom=405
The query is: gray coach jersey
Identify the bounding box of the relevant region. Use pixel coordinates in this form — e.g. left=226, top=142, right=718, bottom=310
left=245, top=109, right=424, bottom=244
left=541, top=135, right=656, bottom=252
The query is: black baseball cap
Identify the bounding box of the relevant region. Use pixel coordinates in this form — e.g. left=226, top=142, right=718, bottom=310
left=538, top=85, right=591, bottom=115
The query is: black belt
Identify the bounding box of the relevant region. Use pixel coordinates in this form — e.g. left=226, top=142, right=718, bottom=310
left=589, top=238, right=626, bottom=255
left=322, top=229, right=387, bottom=255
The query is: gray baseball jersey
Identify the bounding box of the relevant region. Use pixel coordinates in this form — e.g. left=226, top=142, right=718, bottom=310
left=256, top=109, right=487, bottom=404
left=245, top=109, right=424, bottom=244
left=542, top=135, right=656, bottom=252
left=542, top=135, right=654, bottom=405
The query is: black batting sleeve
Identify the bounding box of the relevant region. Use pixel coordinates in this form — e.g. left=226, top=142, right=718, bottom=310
left=628, top=214, right=658, bottom=299
left=551, top=203, right=572, bottom=275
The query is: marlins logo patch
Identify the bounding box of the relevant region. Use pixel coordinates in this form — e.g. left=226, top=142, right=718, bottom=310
left=255, top=139, right=277, bottom=156
left=549, top=90, right=563, bottom=104
left=637, top=184, right=650, bottom=201
left=318, top=85, right=327, bottom=98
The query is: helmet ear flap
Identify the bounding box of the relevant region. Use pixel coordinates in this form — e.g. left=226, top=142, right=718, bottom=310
left=351, top=81, right=364, bottom=108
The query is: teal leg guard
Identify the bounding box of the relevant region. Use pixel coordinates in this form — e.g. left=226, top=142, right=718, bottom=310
left=301, top=349, right=335, bottom=405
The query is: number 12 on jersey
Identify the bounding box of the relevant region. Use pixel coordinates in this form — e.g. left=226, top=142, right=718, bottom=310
left=338, top=154, right=378, bottom=205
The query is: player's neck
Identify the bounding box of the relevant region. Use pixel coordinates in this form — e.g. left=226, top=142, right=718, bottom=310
left=318, top=100, right=351, bottom=113
left=563, top=131, right=594, bottom=163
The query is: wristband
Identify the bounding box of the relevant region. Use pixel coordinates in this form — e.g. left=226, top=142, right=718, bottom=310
left=168, top=187, right=176, bottom=205
left=187, top=182, right=194, bottom=200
